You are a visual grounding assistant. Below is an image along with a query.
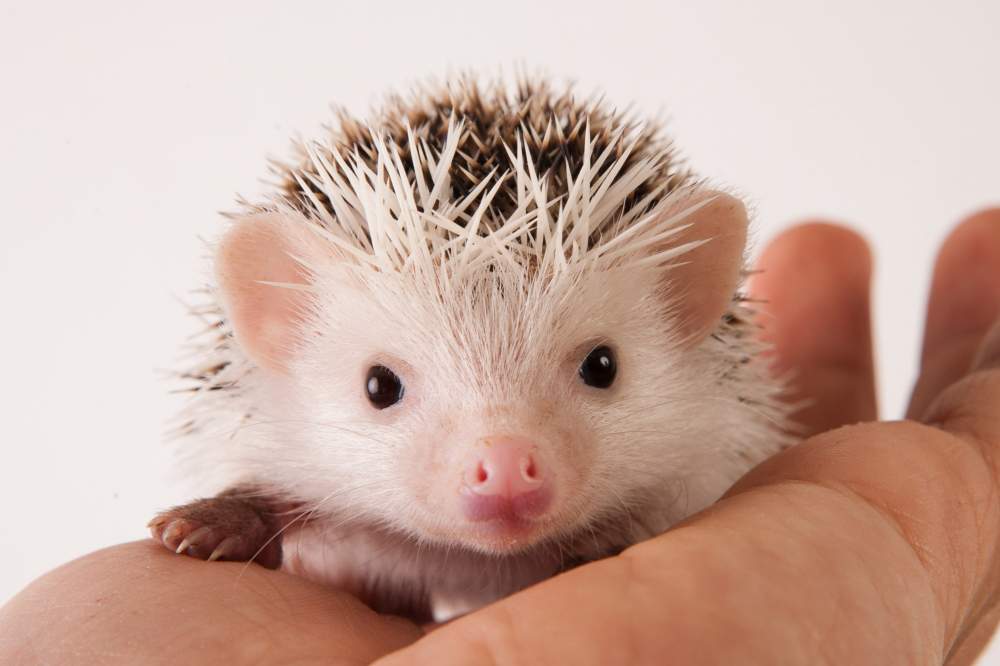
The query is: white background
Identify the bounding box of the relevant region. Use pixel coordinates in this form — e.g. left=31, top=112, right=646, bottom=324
left=1, top=0, right=998, bottom=658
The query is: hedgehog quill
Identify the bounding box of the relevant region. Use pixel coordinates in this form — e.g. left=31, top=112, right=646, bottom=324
left=150, top=75, right=792, bottom=621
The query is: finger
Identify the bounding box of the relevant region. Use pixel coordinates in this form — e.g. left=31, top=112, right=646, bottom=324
left=907, top=208, right=1000, bottom=419
left=737, top=313, right=1000, bottom=662
left=750, top=222, right=877, bottom=435
left=0, top=541, right=422, bottom=664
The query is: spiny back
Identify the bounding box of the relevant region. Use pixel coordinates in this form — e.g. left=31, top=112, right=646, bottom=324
left=278, top=76, right=692, bottom=236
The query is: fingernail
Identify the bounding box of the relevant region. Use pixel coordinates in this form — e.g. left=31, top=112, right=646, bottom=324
left=972, top=320, right=1000, bottom=371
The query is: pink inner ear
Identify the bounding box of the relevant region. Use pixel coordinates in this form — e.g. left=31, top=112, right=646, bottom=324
left=215, top=214, right=314, bottom=373
left=663, top=191, right=749, bottom=347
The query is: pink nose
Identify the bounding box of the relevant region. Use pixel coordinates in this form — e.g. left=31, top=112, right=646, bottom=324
left=461, top=436, right=551, bottom=522
left=466, top=437, right=543, bottom=496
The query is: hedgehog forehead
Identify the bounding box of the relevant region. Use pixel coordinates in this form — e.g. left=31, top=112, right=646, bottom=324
left=318, top=259, right=654, bottom=382
left=342, top=259, right=577, bottom=341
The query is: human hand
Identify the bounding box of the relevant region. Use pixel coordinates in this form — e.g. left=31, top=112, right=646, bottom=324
left=2, top=210, right=998, bottom=665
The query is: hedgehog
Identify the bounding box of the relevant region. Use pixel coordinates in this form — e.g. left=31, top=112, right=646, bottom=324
left=150, top=74, right=792, bottom=621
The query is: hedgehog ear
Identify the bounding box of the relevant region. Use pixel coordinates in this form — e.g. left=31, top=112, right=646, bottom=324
left=662, top=190, right=749, bottom=347
left=215, top=212, right=319, bottom=374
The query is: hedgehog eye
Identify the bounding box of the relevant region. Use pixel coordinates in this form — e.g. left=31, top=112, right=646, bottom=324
left=579, top=345, right=617, bottom=389
left=366, top=365, right=404, bottom=409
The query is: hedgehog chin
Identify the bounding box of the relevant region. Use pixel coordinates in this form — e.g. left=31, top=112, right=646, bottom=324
left=455, top=530, right=551, bottom=557
left=406, top=512, right=553, bottom=556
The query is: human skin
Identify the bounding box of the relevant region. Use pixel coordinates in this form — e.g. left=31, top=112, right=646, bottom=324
left=2, top=211, right=999, bottom=665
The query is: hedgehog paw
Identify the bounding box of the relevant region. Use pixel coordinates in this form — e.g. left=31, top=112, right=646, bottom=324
left=148, top=494, right=283, bottom=568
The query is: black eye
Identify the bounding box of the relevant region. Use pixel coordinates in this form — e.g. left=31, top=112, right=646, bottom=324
left=366, top=365, right=404, bottom=409
left=579, top=345, right=617, bottom=389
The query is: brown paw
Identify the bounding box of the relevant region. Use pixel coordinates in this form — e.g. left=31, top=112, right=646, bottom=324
left=148, top=494, right=283, bottom=568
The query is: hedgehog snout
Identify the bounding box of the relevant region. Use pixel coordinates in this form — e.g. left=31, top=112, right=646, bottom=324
left=459, top=435, right=552, bottom=524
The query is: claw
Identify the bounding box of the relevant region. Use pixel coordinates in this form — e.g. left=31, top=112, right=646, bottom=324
left=175, top=525, right=214, bottom=555
left=161, top=520, right=188, bottom=548
left=208, top=536, right=241, bottom=562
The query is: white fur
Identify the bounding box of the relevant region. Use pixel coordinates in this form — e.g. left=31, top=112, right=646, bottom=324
left=174, top=110, right=792, bottom=617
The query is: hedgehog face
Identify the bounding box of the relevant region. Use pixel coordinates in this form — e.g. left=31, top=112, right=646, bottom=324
left=210, top=183, right=767, bottom=557
left=276, top=261, right=688, bottom=554
left=200, top=79, right=782, bottom=557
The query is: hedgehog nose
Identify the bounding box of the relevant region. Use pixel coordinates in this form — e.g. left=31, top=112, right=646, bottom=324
left=466, top=437, right=543, bottom=496
left=461, top=436, right=551, bottom=521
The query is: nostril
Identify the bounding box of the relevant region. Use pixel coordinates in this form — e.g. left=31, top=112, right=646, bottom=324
left=522, top=456, right=537, bottom=481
